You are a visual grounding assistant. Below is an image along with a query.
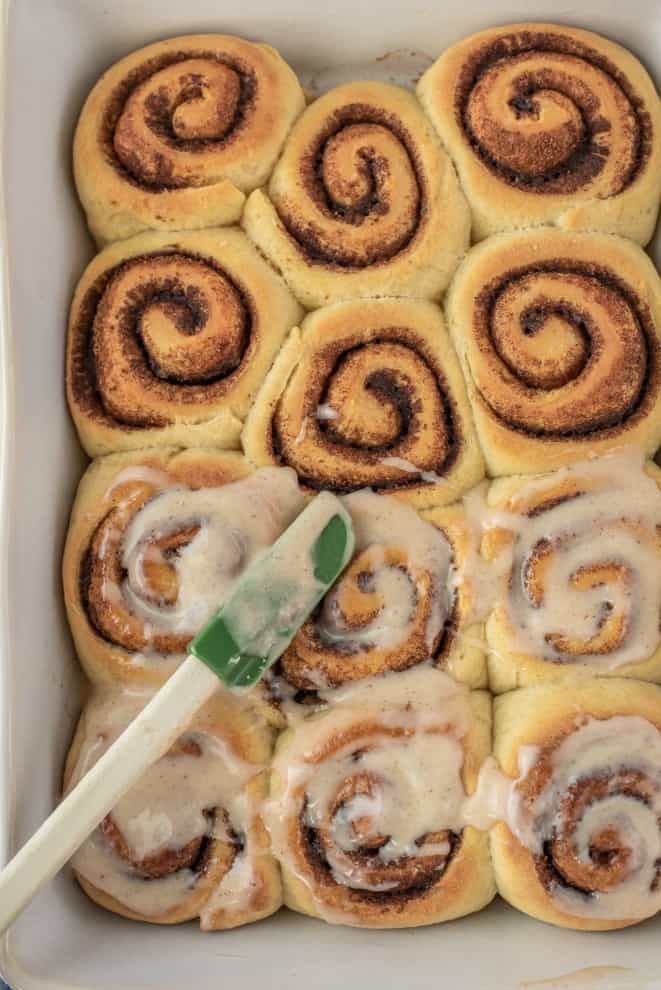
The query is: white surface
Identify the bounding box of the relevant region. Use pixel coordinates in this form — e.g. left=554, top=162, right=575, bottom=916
left=0, top=656, right=219, bottom=935
left=0, top=1, right=660, bottom=988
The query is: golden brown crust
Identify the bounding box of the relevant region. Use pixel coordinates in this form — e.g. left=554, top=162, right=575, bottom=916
left=62, top=448, right=251, bottom=688
left=491, top=680, right=661, bottom=930
left=242, top=81, right=470, bottom=307
left=271, top=691, right=495, bottom=927
left=66, top=229, right=302, bottom=457
left=417, top=23, right=661, bottom=244
left=74, top=34, right=305, bottom=245
left=423, top=504, right=487, bottom=689
left=64, top=691, right=281, bottom=929
left=242, top=298, right=484, bottom=509
left=485, top=461, right=661, bottom=692
left=445, top=229, right=661, bottom=476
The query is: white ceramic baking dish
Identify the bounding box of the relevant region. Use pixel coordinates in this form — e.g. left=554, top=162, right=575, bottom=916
left=1, top=1, right=660, bottom=987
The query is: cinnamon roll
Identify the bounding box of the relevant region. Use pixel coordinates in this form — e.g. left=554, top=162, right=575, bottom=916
left=242, top=81, right=470, bottom=307
left=64, top=688, right=279, bottom=928
left=242, top=298, right=484, bottom=508
left=266, top=668, right=495, bottom=927
left=263, top=492, right=486, bottom=722
left=490, top=679, right=661, bottom=930
left=74, top=34, right=305, bottom=245
left=482, top=450, right=661, bottom=693
left=62, top=449, right=305, bottom=687
left=66, top=228, right=302, bottom=457
left=445, top=230, right=661, bottom=476
left=417, top=23, right=661, bottom=244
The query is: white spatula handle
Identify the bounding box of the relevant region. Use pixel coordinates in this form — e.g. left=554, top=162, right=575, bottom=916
left=0, top=655, right=218, bottom=934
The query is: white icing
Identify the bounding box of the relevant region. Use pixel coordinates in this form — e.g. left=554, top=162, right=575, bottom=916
left=379, top=455, right=444, bottom=485
left=106, top=465, right=178, bottom=498
left=468, top=448, right=661, bottom=669
left=315, top=404, right=339, bottom=420
left=462, top=755, right=516, bottom=831
left=68, top=692, right=263, bottom=921
left=100, top=467, right=304, bottom=652
left=473, top=714, right=661, bottom=922
left=454, top=482, right=513, bottom=623
left=294, top=418, right=308, bottom=446
left=507, top=715, right=661, bottom=921
left=269, top=657, right=466, bottom=727
left=304, top=732, right=465, bottom=890
left=265, top=670, right=482, bottom=915
left=318, top=490, right=452, bottom=654
left=513, top=450, right=660, bottom=667
left=313, top=664, right=468, bottom=722
left=293, top=407, right=338, bottom=446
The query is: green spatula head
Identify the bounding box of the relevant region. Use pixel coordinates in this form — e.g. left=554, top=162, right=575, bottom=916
left=189, top=493, right=354, bottom=690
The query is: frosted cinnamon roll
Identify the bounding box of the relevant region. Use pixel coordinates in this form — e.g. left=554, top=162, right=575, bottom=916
left=263, top=490, right=486, bottom=722
left=66, top=229, right=302, bottom=457
left=242, top=298, right=484, bottom=509
left=482, top=450, right=661, bottom=693
left=417, top=23, right=661, bottom=244
left=64, top=689, right=279, bottom=928
left=242, top=81, right=470, bottom=307
left=266, top=669, right=495, bottom=927
left=62, top=449, right=304, bottom=687
left=445, top=230, right=661, bottom=476
left=264, top=492, right=486, bottom=721
left=74, top=34, right=304, bottom=245
left=490, top=680, right=661, bottom=930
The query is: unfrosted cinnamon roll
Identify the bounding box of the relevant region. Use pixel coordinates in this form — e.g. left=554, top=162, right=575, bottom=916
left=263, top=492, right=486, bottom=722
left=64, top=689, right=279, bottom=928
left=62, top=449, right=304, bottom=687
left=266, top=669, right=495, bottom=927
left=242, top=81, right=470, bottom=307
left=482, top=450, right=661, bottom=693
left=417, top=23, right=661, bottom=244
left=445, top=230, right=661, bottom=476
left=66, top=228, right=302, bottom=456
left=242, top=298, right=484, bottom=509
left=74, top=34, right=305, bottom=245
left=491, top=680, right=661, bottom=930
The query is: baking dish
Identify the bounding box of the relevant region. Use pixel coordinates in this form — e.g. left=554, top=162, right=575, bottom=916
left=0, top=0, right=660, bottom=987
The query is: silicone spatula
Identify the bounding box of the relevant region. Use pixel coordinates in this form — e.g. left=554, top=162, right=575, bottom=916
left=0, top=492, right=354, bottom=934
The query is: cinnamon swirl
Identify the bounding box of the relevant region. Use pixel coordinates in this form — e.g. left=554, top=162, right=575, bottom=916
left=74, top=34, right=305, bottom=245
left=266, top=668, right=495, bottom=927
left=445, top=230, right=661, bottom=476
left=242, top=298, right=484, bottom=508
left=263, top=491, right=486, bottom=722
left=482, top=450, right=661, bottom=692
left=417, top=23, right=661, bottom=244
left=62, top=449, right=305, bottom=687
left=490, top=679, right=661, bottom=930
left=242, top=81, right=470, bottom=307
left=66, top=228, right=302, bottom=457
left=64, top=688, right=279, bottom=928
